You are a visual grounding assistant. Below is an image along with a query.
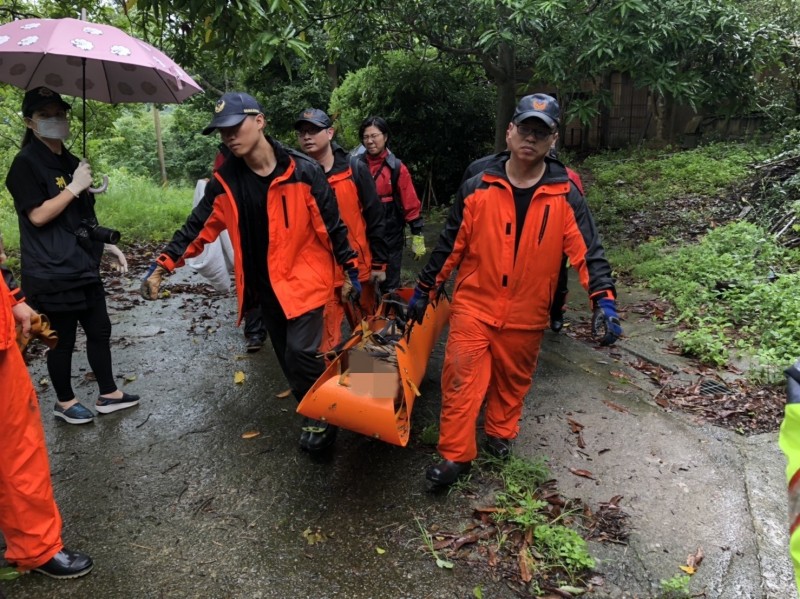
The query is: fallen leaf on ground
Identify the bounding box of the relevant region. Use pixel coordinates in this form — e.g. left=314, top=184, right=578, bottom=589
left=567, top=417, right=584, bottom=433
left=302, top=527, right=326, bottom=545
left=123, top=374, right=137, bottom=383
left=679, top=565, right=696, bottom=575
left=376, top=547, right=386, bottom=554
left=234, top=371, right=246, bottom=384
left=275, top=388, right=292, bottom=398
left=240, top=430, right=261, bottom=439
left=569, top=468, right=595, bottom=480
left=602, top=399, right=629, bottom=413
left=686, top=547, right=704, bottom=569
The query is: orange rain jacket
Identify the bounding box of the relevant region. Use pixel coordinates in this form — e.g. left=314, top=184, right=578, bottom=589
left=418, top=156, right=615, bottom=330
left=327, top=144, right=388, bottom=285
left=157, top=138, right=357, bottom=322
left=0, top=266, right=64, bottom=569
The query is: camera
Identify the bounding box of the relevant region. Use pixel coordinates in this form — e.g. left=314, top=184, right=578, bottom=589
left=75, top=219, right=121, bottom=250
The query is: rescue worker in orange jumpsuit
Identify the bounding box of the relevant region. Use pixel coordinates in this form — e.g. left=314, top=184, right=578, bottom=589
left=0, top=235, right=93, bottom=579
left=140, top=92, right=359, bottom=453
left=461, top=146, right=586, bottom=333
left=294, top=108, right=388, bottom=353
left=408, top=94, right=622, bottom=485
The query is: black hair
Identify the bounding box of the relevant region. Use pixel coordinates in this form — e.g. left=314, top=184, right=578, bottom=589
left=358, top=116, right=390, bottom=142
left=21, top=127, right=34, bottom=147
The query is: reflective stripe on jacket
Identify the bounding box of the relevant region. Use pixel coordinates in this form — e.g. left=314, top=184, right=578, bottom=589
left=158, top=138, right=357, bottom=322
left=419, top=156, right=615, bottom=330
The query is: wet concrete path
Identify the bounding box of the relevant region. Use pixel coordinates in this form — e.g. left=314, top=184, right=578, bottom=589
left=2, top=268, right=796, bottom=598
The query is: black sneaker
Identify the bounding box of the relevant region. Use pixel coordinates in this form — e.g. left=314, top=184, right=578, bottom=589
left=300, top=418, right=338, bottom=452
left=485, top=435, right=512, bottom=459
left=96, top=392, right=140, bottom=414
left=32, top=548, right=93, bottom=579
left=246, top=335, right=266, bottom=353
left=425, top=460, right=472, bottom=486
left=53, top=401, right=94, bottom=425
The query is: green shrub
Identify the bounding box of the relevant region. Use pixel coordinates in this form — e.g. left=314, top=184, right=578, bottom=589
left=628, top=220, right=800, bottom=379
left=330, top=51, right=495, bottom=205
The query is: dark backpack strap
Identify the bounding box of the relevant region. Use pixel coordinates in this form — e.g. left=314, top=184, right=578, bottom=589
left=384, top=152, right=403, bottom=210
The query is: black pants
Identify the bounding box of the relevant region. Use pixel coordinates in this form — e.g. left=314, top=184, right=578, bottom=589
left=551, top=255, right=570, bottom=317
left=259, top=292, right=324, bottom=403
left=243, top=306, right=267, bottom=340
left=381, top=240, right=404, bottom=294
left=45, top=294, right=116, bottom=401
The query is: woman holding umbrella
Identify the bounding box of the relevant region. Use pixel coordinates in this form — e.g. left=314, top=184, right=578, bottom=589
left=5, top=86, right=140, bottom=425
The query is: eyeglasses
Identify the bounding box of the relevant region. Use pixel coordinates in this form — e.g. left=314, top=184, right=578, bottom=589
left=362, top=133, right=383, bottom=142
left=515, top=123, right=554, bottom=141
left=296, top=126, right=323, bottom=137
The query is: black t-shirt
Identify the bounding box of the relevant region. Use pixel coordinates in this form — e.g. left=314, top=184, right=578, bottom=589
left=5, top=136, right=102, bottom=298
left=512, top=182, right=541, bottom=259
left=236, top=159, right=287, bottom=305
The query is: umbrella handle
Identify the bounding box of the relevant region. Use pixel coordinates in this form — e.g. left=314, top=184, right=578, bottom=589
left=88, top=175, right=109, bottom=195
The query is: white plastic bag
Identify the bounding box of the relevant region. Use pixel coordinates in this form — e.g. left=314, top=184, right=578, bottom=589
left=185, top=179, right=235, bottom=292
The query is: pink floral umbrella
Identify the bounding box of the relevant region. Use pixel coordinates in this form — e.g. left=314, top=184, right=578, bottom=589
left=0, top=16, right=203, bottom=173
left=0, top=17, right=202, bottom=104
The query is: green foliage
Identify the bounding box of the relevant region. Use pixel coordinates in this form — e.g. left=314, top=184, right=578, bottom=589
left=658, top=573, right=691, bottom=598
left=418, top=423, right=439, bottom=446
left=93, top=170, right=195, bottom=244
left=584, top=142, right=760, bottom=224
left=532, top=523, right=596, bottom=575
left=628, top=221, right=800, bottom=380
left=330, top=51, right=495, bottom=205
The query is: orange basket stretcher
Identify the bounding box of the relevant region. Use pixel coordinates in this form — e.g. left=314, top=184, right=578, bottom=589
left=296, top=288, right=450, bottom=447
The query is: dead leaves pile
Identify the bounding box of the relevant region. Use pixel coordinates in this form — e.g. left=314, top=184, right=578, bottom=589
left=567, top=297, right=784, bottom=435
left=634, top=358, right=784, bottom=434
left=424, top=482, right=630, bottom=598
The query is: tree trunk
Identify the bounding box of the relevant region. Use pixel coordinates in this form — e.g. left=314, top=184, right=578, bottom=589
left=492, top=42, right=516, bottom=152
left=153, top=106, right=167, bottom=185
left=326, top=62, right=338, bottom=90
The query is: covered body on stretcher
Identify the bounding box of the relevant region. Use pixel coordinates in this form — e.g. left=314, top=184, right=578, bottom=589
left=297, top=288, right=450, bottom=447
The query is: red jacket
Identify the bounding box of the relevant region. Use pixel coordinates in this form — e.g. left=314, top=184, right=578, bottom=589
left=158, top=139, right=357, bottom=321
left=364, top=149, right=423, bottom=228
left=419, top=157, right=615, bottom=330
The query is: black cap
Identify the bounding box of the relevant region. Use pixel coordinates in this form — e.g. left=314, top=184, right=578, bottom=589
left=202, top=92, right=263, bottom=135
left=294, top=108, right=332, bottom=129
left=22, top=87, right=70, bottom=118
left=512, top=93, right=560, bottom=129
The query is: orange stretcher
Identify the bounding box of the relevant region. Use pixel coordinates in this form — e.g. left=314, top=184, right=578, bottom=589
left=297, top=288, right=450, bottom=447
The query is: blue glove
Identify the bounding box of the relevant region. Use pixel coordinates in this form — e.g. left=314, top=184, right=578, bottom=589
left=407, top=285, right=430, bottom=325
left=591, top=298, right=622, bottom=346
left=341, top=268, right=362, bottom=303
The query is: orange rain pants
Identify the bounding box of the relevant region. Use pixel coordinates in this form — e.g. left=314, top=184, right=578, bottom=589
left=320, top=281, right=377, bottom=355
left=438, top=312, right=544, bottom=463
left=0, top=342, right=64, bottom=570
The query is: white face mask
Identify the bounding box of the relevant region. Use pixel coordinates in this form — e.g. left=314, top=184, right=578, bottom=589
left=34, top=116, right=70, bottom=140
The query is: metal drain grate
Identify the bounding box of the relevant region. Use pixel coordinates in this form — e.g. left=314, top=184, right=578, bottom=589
left=699, top=379, right=732, bottom=396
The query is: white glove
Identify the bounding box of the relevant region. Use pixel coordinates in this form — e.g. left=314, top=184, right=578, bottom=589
left=66, top=160, right=93, bottom=197
left=369, top=270, right=386, bottom=285
left=104, top=244, right=128, bottom=273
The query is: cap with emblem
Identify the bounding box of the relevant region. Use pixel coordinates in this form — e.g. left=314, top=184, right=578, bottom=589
left=294, top=108, right=332, bottom=130
left=512, top=93, right=560, bottom=129
left=202, top=92, right=263, bottom=135
left=22, top=87, right=71, bottom=118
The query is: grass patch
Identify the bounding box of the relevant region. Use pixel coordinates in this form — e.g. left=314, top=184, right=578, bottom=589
left=582, top=141, right=771, bottom=238
left=627, top=220, right=800, bottom=381
left=421, top=454, right=600, bottom=595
